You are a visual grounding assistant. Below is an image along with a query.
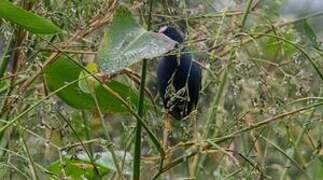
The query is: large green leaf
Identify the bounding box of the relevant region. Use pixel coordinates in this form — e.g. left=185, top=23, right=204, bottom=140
left=76, top=151, right=133, bottom=176
left=97, top=6, right=176, bottom=74
left=48, top=158, right=110, bottom=179
left=0, top=0, right=61, bottom=34
left=44, top=55, right=139, bottom=112
left=48, top=151, right=133, bottom=179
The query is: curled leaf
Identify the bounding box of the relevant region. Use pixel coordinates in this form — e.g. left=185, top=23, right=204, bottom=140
left=97, top=6, right=176, bottom=74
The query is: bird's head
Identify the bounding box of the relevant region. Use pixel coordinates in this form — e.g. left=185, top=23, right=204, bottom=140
left=159, top=26, right=184, bottom=44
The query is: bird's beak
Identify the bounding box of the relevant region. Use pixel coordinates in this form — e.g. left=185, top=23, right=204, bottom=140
left=159, top=26, right=168, bottom=33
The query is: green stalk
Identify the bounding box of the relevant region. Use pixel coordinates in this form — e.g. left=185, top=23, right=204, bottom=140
left=91, top=91, right=122, bottom=177
left=0, top=33, right=13, bottom=78
left=56, top=110, right=102, bottom=179
left=21, top=138, right=39, bottom=180
left=132, top=61, right=146, bottom=180
left=0, top=74, right=88, bottom=133
left=191, top=51, right=234, bottom=177
left=133, top=1, right=153, bottom=179
left=192, top=69, right=228, bottom=177
left=203, top=69, right=228, bottom=139
left=280, top=89, right=323, bottom=179
left=241, top=0, right=254, bottom=28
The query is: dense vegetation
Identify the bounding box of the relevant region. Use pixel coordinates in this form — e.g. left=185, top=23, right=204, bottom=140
left=0, top=0, right=323, bottom=179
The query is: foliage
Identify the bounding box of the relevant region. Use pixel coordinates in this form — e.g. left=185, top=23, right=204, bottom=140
left=43, top=54, right=141, bottom=113
left=0, top=0, right=61, bottom=34
left=97, top=6, right=176, bottom=74
left=1, top=0, right=323, bottom=179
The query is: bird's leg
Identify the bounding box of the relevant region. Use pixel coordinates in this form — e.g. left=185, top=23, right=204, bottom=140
left=163, top=113, right=172, bottom=159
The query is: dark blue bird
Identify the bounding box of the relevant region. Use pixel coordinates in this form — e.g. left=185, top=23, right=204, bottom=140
left=157, top=26, right=202, bottom=120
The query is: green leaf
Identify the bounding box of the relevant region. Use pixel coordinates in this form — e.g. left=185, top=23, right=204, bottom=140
left=76, top=151, right=133, bottom=176
left=0, top=80, right=9, bottom=93
left=0, top=0, right=61, bottom=34
left=302, top=20, right=320, bottom=49
left=48, top=151, right=133, bottom=178
left=97, top=6, right=176, bottom=74
left=44, top=55, right=140, bottom=112
left=48, top=158, right=110, bottom=179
